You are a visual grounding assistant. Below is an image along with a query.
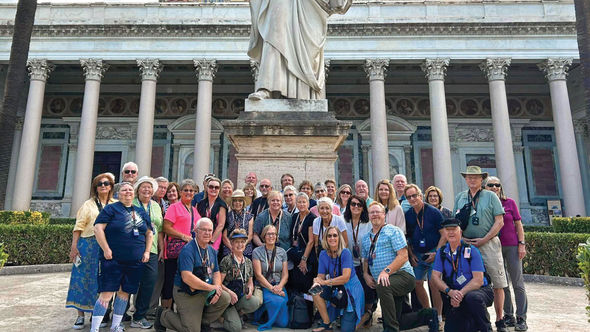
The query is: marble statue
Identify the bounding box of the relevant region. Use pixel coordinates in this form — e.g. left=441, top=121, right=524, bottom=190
left=247, top=0, right=352, bottom=100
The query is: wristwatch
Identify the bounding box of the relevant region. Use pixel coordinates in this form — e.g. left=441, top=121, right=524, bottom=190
left=518, top=241, right=525, bottom=245
left=384, top=267, right=391, bottom=274
left=444, top=287, right=451, bottom=295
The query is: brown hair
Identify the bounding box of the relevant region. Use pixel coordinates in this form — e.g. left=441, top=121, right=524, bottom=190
left=90, top=173, right=115, bottom=201
left=373, top=179, right=399, bottom=211
left=424, top=186, right=444, bottom=208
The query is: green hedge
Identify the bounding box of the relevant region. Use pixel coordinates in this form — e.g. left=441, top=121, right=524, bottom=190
left=577, top=238, right=590, bottom=321
left=49, top=217, right=76, bottom=225
left=524, top=225, right=554, bottom=233
left=553, top=217, right=590, bottom=234
left=0, top=224, right=71, bottom=265
left=0, top=211, right=50, bottom=225
left=524, top=232, right=590, bottom=277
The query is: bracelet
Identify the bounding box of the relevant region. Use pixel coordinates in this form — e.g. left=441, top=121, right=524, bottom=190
left=301, top=255, right=307, bottom=261
left=518, top=241, right=525, bottom=245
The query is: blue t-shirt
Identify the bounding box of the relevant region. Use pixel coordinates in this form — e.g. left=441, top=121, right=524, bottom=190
left=95, top=201, right=152, bottom=262
left=405, top=203, right=443, bottom=254
left=174, top=240, right=220, bottom=288
left=433, top=241, right=488, bottom=289
left=318, top=248, right=356, bottom=279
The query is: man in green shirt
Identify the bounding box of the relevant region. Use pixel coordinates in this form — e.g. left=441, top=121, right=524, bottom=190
left=453, top=166, right=508, bottom=332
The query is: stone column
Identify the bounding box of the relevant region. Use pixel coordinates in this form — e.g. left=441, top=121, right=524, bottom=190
left=193, top=59, right=217, bottom=182
left=364, top=59, right=390, bottom=187
left=538, top=58, right=586, bottom=216
left=421, top=58, right=454, bottom=204
left=574, top=119, right=590, bottom=214
left=361, top=145, right=370, bottom=181
left=4, top=118, right=24, bottom=210
left=12, top=59, right=53, bottom=210
left=135, top=59, right=163, bottom=178
left=480, top=58, right=519, bottom=206
left=70, top=59, right=109, bottom=216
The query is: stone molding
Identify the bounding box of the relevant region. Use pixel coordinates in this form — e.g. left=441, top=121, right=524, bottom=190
left=364, top=58, right=389, bottom=81
left=137, top=58, right=162, bottom=81
left=421, top=58, right=450, bottom=81
left=480, top=58, right=511, bottom=81
left=574, top=119, right=589, bottom=137
left=13, top=22, right=576, bottom=38
left=193, top=59, right=217, bottom=81
left=538, top=58, right=573, bottom=81
left=27, top=59, right=53, bottom=81
left=15, top=117, right=24, bottom=131
left=80, top=58, right=108, bottom=81
left=249, top=59, right=259, bottom=82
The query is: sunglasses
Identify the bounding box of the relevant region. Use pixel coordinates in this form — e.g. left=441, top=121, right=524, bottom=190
left=208, top=185, right=220, bottom=190
left=487, top=183, right=501, bottom=188
left=183, top=189, right=195, bottom=193
left=327, top=233, right=339, bottom=238
left=340, top=191, right=352, bottom=195
left=97, top=181, right=111, bottom=187
left=123, top=169, right=137, bottom=174
left=407, top=193, right=420, bottom=200
left=260, top=184, right=270, bottom=188
left=284, top=193, right=294, bottom=197
left=350, top=202, right=363, bottom=208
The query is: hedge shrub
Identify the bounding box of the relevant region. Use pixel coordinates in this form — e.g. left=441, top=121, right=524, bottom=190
left=0, top=242, right=8, bottom=269
left=0, top=211, right=50, bottom=225
left=577, top=238, right=590, bottom=321
left=49, top=217, right=76, bottom=225
left=524, top=232, right=590, bottom=277
left=0, top=224, right=71, bottom=265
left=553, top=217, right=590, bottom=234
left=523, top=225, right=554, bottom=233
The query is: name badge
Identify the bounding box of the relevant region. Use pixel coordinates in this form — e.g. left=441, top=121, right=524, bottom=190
left=133, top=228, right=139, bottom=237
left=470, top=209, right=476, bottom=216
left=419, top=239, right=426, bottom=248
left=464, top=247, right=471, bottom=259
left=207, top=266, right=213, bottom=275
left=456, top=274, right=467, bottom=285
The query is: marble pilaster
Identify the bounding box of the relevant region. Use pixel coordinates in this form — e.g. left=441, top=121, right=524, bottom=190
left=573, top=119, right=590, bottom=215
left=538, top=58, right=586, bottom=216
left=421, top=58, right=454, bottom=205
left=193, top=59, right=217, bottom=183
left=4, top=117, right=23, bottom=210
left=12, top=59, right=53, bottom=210
left=70, top=59, right=108, bottom=216
left=480, top=58, right=519, bottom=206
left=364, top=58, right=390, bottom=188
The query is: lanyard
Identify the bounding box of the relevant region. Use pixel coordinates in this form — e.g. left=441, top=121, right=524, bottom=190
left=319, top=215, right=332, bottom=241
left=369, top=226, right=384, bottom=258
left=95, top=198, right=105, bottom=212
left=292, top=214, right=301, bottom=242
left=265, top=246, right=277, bottom=280
left=469, top=190, right=481, bottom=212
left=269, top=210, right=282, bottom=235
left=352, top=219, right=361, bottom=246
left=195, top=239, right=210, bottom=268
left=416, top=207, right=424, bottom=232
left=233, top=254, right=245, bottom=282
left=450, top=246, right=461, bottom=274
left=183, top=203, right=194, bottom=234
left=232, top=210, right=247, bottom=230
left=330, top=253, right=341, bottom=278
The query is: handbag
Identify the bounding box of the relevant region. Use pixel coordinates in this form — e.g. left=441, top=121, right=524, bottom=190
left=455, top=202, right=471, bottom=231
left=166, top=237, right=186, bottom=259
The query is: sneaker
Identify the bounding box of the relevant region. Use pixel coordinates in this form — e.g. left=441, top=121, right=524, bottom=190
left=130, top=318, right=153, bottom=329
left=495, top=319, right=508, bottom=332
left=110, top=325, right=125, bottom=332
left=100, top=313, right=110, bottom=328
left=515, top=317, right=528, bottom=331
left=503, top=314, right=515, bottom=327
left=154, top=307, right=166, bottom=332
left=73, top=316, right=84, bottom=330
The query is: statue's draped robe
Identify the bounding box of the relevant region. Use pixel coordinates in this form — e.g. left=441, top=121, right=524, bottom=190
left=248, top=0, right=352, bottom=99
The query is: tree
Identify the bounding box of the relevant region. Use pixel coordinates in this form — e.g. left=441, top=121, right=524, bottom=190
left=0, top=0, right=38, bottom=208
left=575, top=0, right=590, bottom=116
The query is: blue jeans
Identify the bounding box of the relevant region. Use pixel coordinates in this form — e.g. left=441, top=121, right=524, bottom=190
left=340, top=310, right=358, bottom=332
left=134, top=253, right=158, bottom=320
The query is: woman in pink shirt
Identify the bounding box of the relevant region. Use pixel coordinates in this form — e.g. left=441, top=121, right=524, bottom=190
left=485, top=176, right=528, bottom=331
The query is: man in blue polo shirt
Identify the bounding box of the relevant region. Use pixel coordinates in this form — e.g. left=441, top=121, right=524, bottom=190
left=432, top=218, right=494, bottom=332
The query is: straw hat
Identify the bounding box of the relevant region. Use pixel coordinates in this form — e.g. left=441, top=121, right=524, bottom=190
left=460, top=165, right=488, bottom=179
left=229, top=189, right=251, bottom=208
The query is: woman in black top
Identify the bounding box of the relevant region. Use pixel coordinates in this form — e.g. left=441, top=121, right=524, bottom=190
left=287, top=192, right=317, bottom=293
left=196, top=177, right=228, bottom=260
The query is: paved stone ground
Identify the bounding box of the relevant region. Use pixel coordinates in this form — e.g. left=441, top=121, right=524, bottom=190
left=0, top=272, right=587, bottom=331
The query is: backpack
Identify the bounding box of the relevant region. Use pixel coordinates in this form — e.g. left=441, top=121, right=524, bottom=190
left=440, top=243, right=491, bottom=288
left=288, top=291, right=313, bottom=329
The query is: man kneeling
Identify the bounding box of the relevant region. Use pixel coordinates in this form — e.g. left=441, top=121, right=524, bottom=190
left=155, top=218, right=230, bottom=332
left=431, top=219, right=494, bottom=332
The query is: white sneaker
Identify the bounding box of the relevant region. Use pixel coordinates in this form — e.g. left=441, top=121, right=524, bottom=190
left=72, top=316, right=84, bottom=330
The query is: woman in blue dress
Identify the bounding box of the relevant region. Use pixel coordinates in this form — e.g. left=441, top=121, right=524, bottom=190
left=312, top=226, right=364, bottom=332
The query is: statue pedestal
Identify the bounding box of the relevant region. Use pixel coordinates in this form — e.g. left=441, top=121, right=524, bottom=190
left=222, top=99, right=352, bottom=186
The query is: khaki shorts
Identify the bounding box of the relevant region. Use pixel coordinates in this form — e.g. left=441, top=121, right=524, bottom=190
left=477, top=236, right=508, bottom=289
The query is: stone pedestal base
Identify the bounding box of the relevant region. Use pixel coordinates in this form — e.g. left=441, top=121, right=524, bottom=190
left=222, top=99, right=352, bottom=187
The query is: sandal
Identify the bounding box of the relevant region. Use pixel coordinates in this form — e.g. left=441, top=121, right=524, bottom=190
left=312, top=321, right=332, bottom=332
left=359, top=311, right=373, bottom=328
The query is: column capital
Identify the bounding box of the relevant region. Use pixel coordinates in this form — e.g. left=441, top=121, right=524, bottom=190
left=421, top=58, right=450, bottom=81
left=15, top=117, right=24, bottom=130
left=538, top=58, right=573, bottom=81
left=250, top=59, right=259, bottom=82
left=80, top=58, right=108, bottom=81
left=364, top=58, right=389, bottom=81
left=193, top=59, right=217, bottom=81
left=137, top=58, right=162, bottom=81
left=361, top=145, right=371, bottom=153
left=27, top=59, right=53, bottom=81
left=479, top=58, right=511, bottom=81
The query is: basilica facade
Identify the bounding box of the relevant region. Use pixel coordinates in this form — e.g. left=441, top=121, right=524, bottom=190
left=0, top=0, right=588, bottom=224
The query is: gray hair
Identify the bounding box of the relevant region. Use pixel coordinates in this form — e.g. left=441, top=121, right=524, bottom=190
left=180, top=178, right=197, bottom=190
left=196, top=217, right=213, bottom=230
left=314, top=182, right=327, bottom=191
left=155, top=176, right=169, bottom=183
left=317, top=196, right=334, bottom=210
left=283, top=185, right=297, bottom=193
left=296, top=192, right=309, bottom=202
left=121, top=162, right=138, bottom=173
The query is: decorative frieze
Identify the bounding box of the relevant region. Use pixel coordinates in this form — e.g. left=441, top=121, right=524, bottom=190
left=80, top=58, right=108, bottom=81
left=137, top=58, right=163, bottom=81
left=193, top=59, right=217, bottom=81
left=27, top=59, right=53, bottom=81
left=364, top=58, right=389, bottom=81
left=95, top=125, right=133, bottom=140
left=421, top=58, right=449, bottom=81
left=538, top=58, right=573, bottom=82
left=454, top=127, right=494, bottom=142
left=480, top=58, right=511, bottom=81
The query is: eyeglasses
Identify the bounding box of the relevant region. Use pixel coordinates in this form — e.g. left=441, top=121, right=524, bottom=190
left=486, top=183, right=501, bottom=188
left=97, top=181, right=111, bottom=187
left=340, top=191, right=351, bottom=195
left=407, top=193, right=420, bottom=200
left=198, top=228, right=213, bottom=233
left=183, top=189, right=195, bottom=193
left=350, top=202, right=363, bottom=208
left=315, top=189, right=325, bottom=193
left=260, top=184, right=270, bottom=188
left=208, top=185, right=220, bottom=190
left=265, top=232, right=277, bottom=237
left=284, top=193, right=294, bottom=197
left=327, top=234, right=339, bottom=238
left=123, top=169, right=137, bottom=174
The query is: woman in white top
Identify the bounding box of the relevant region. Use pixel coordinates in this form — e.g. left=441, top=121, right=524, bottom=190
left=373, top=179, right=406, bottom=234
left=313, top=197, right=348, bottom=255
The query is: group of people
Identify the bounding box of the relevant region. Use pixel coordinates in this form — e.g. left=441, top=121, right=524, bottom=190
left=65, top=163, right=528, bottom=332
